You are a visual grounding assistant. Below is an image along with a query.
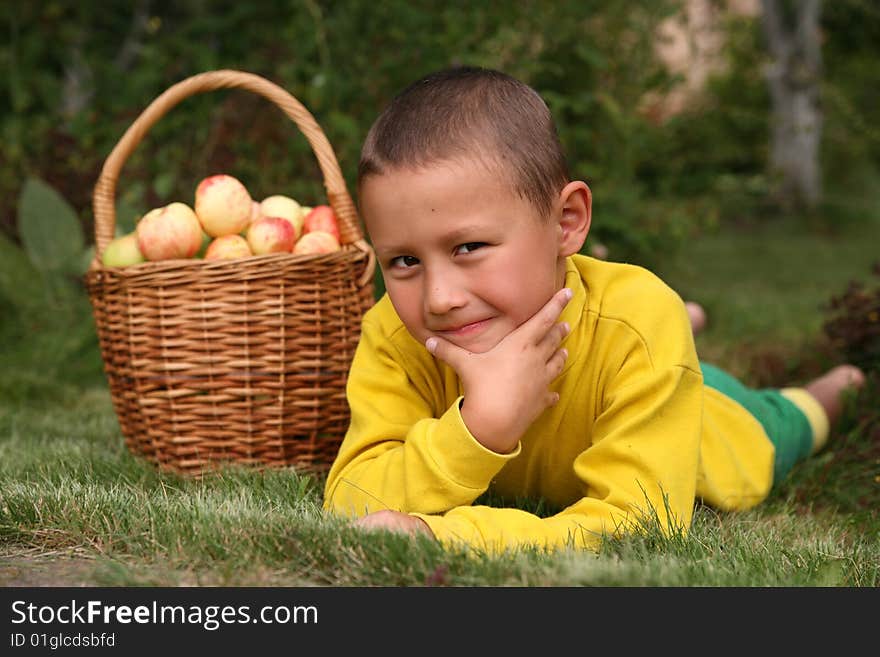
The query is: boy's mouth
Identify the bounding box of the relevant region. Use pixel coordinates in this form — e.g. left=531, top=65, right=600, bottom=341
left=436, top=318, right=492, bottom=337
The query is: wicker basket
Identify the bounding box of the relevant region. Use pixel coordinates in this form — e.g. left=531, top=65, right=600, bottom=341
left=84, top=70, right=376, bottom=476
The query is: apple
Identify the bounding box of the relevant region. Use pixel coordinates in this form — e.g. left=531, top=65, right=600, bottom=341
left=302, top=205, right=341, bottom=243
left=247, top=216, right=296, bottom=255
left=293, top=230, right=340, bottom=255
left=136, top=202, right=204, bottom=261
left=101, top=232, right=145, bottom=267
left=194, top=174, right=253, bottom=237
left=260, top=194, right=303, bottom=240
left=204, top=234, right=253, bottom=260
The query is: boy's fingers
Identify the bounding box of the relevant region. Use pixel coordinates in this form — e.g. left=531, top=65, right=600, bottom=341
left=537, top=320, right=570, bottom=357
left=549, top=348, right=568, bottom=377
left=426, top=335, right=467, bottom=369
left=526, top=288, right=573, bottom=338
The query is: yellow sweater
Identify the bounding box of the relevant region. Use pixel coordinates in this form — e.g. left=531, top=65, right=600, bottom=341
left=324, top=255, right=775, bottom=553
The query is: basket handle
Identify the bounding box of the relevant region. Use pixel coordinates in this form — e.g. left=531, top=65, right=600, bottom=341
left=90, top=69, right=375, bottom=286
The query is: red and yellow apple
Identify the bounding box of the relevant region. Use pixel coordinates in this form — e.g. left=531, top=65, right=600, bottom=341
left=247, top=216, right=296, bottom=255
left=260, top=194, right=303, bottom=240
left=136, top=202, right=204, bottom=261
left=204, top=234, right=253, bottom=260
left=293, top=230, right=340, bottom=255
left=194, top=174, right=253, bottom=237
left=302, top=205, right=341, bottom=243
left=101, top=231, right=146, bottom=267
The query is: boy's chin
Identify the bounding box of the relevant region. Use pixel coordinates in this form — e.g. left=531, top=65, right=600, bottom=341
left=441, top=333, right=501, bottom=355
left=411, top=329, right=498, bottom=355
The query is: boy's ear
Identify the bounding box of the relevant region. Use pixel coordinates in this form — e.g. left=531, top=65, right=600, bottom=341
left=556, top=181, right=592, bottom=257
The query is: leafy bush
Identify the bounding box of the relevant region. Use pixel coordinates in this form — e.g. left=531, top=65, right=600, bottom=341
left=823, top=262, right=880, bottom=374
left=2, top=2, right=878, bottom=281
left=0, top=178, right=103, bottom=402
left=1, top=1, right=692, bottom=269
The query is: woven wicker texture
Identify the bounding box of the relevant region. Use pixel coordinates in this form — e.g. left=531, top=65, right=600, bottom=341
left=84, top=70, right=376, bottom=475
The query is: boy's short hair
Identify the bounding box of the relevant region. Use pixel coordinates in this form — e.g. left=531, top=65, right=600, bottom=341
left=358, top=66, right=570, bottom=217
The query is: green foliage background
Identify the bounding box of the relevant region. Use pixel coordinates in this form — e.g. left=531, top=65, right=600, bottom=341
left=3, top=1, right=879, bottom=258
left=1, top=0, right=879, bottom=390
left=1, top=1, right=879, bottom=587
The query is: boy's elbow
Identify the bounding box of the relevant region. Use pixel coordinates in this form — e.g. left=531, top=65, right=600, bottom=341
left=322, top=469, right=382, bottom=518
left=322, top=488, right=367, bottom=518
left=321, top=468, right=350, bottom=514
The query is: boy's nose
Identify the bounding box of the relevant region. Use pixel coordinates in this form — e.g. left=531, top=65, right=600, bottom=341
left=424, top=272, right=466, bottom=315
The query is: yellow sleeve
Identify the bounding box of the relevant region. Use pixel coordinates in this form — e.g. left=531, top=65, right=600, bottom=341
left=414, top=364, right=703, bottom=554
left=323, top=314, right=519, bottom=517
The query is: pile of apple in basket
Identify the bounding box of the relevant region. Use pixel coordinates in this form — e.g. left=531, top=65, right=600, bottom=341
left=101, top=173, right=341, bottom=267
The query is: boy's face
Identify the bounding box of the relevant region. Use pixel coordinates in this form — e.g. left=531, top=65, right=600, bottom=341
left=360, top=158, right=567, bottom=354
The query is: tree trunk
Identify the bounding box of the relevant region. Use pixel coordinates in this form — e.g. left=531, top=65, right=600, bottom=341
left=61, top=2, right=151, bottom=126
left=760, top=0, right=823, bottom=210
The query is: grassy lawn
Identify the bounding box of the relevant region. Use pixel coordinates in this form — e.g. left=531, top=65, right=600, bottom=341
left=1, top=217, right=878, bottom=587
left=657, top=216, right=880, bottom=381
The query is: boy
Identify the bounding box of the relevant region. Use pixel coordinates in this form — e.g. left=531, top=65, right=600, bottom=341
left=322, top=66, right=865, bottom=553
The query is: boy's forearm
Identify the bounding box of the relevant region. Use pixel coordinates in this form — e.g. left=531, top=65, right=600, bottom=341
left=324, top=398, right=518, bottom=516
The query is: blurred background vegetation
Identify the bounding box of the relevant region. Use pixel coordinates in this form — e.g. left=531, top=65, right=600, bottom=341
left=3, top=2, right=879, bottom=585
left=1, top=0, right=879, bottom=397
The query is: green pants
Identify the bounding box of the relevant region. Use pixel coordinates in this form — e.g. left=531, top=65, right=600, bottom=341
left=700, top=362, right=814, bottom=486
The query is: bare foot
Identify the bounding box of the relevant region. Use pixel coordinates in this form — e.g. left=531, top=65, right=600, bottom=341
left=685, top=301, right=707, bottom=336
left=804, top=364, right=866, bottom=426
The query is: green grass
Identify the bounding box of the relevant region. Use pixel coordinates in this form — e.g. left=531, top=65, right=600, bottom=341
left=1, top=388, right=876, bottom=586
left=657, top=215, right=880, bottom=382
left=1, top=216, right=878, bottom=586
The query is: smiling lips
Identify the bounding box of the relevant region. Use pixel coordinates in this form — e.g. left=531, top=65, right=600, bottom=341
left=435, top=318, right=492, bottom=337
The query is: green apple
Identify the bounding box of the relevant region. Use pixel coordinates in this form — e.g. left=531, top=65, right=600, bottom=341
left=101, top=232, right=146, bottom=267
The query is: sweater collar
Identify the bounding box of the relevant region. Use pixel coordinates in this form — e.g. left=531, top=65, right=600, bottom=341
left=560, top=256, right=587, bottom=337
left=556, top=256, right=588, bottom=377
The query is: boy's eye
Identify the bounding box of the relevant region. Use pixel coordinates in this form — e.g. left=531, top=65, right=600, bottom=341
left=454, top=242, right=486, bottom=255
left=389, top=255, right=420, bottom=268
